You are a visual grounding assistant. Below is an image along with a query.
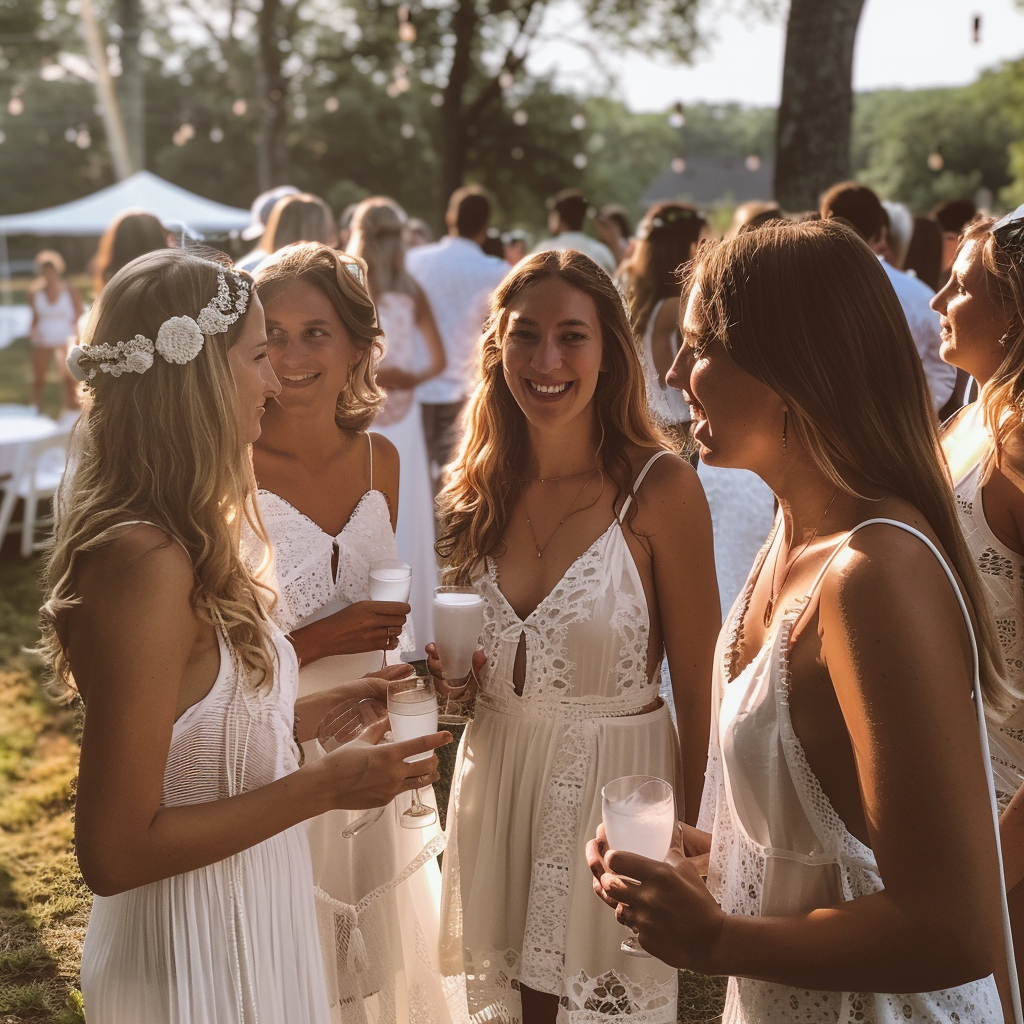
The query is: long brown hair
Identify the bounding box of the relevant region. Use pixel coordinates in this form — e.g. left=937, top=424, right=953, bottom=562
left=436, top=249, right=670, bottom=583
left=254, top=242, right=386, bottom=431
left=348, top=197, right=418, bottom=301
left=262, top=193, right=337, bottom=254
left=93, top=210, right=170, bottom=294
left=40, top=250, right=277, bottom=698
left=686, top=217, right=1014, bottom=715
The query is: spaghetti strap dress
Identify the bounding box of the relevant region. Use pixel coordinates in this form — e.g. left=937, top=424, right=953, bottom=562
left=255, top=433, right=455, bottom=1024
left=80, top=627, right=330, bottom=1024
left=441, top=451, right=683, bottom=1024
left=697, top=517, right=1006, bottom=1023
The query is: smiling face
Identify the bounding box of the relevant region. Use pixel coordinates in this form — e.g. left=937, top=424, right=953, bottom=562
left=262, top=277, right=360, bottom=412
left=501, top=276, right=605, bottom=433
left=227, top=296, right=280, bottom=444
left=667, top=283, right=784, bottom=470
left=931, top=237, right=1009, bottom=385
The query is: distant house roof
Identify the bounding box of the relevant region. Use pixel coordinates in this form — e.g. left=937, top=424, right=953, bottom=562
left=642, top=156, right=776, bottom=209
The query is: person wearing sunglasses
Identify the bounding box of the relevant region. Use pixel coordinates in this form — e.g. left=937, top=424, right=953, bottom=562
left=936, top=204, right=1024, bottom=997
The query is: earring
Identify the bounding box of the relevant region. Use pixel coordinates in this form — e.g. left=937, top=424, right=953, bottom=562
left=782, top=410, right=788, bottom=452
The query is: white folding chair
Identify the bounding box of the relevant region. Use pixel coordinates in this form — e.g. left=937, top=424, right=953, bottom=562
left=0, top=428, right=70, bottom=557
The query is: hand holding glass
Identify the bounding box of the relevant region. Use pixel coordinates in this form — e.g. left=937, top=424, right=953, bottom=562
left=316, top=697, right=389, bottom=838
left=369, top=559, right=411, bottom=667
left=387, top=676, right=439, bottom=828
left=601, top=775, right=676, bottom=957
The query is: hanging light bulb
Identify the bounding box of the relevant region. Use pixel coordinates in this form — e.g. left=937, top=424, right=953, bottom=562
left=232, top=99, right=247, bottom=116
left=573, top=153, right=587, bottom=168
left=512, top=109, right=528, bottom=126
left=499, top=70, right=514, bottom=90
left=671, top=157, right=686, bottom=173
left=927, top=149, right=944, bottom=172
left=400, top=123, right=415, bottom=138
left=324, top=96, right=340, bottom=112
left=571, top=113, right=586, bottom=131
left=8, top=96, right=24, bottom=116
left=398, top=4, right=417, bottom=43
left=745, top=154, right=761, bottom=171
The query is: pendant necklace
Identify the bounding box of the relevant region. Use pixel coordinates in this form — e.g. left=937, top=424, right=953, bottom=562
left=518, top=470, right=601, bottom=558
left=763, top=490, right=839, bottom=627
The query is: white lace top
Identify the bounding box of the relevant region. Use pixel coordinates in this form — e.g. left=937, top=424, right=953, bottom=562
left=698, top=519, right=1005, bottom=1023
left=955, top=457, right=1024, bottom=802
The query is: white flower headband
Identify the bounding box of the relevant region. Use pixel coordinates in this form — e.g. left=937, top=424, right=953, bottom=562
left=67, top=270, right=251, bottom=384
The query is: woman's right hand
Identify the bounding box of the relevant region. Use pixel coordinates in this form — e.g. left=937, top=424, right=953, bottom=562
left=424, top=641, right=486, bottom=699
left=315, top=718, right=452, bottom=810
left=293, top=600, right=410, bottom=663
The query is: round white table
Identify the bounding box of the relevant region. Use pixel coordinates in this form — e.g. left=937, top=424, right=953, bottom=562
left=0, top=415, right=61, bottom=479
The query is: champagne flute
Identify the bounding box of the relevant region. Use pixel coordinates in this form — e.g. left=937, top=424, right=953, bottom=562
left=369, top=559, right=411, bottom=668
left=432, top=585, right=484, bottom=723
left=316, top=697, right=389, bottom=838
left=601, top=775, right=676, bottom=957
left=387, top=676, right=439, bottom=828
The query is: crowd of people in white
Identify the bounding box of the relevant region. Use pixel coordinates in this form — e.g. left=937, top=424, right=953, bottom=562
left=30, top=175, right=1024, bottom=1024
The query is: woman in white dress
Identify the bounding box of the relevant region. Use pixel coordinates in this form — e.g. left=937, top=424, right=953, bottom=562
left=38, top=249, right=449, bottom=1024
left=430, top=249, right=721, bottom=1023
left=349, top=197, right=446, bottom=658
left=588, top=218, right=1019, bottom=1022
left=935, top=207, right=1024, bottom=995
left=28, top=249, right=83, bottom=414
left=251, top=241, right=457, bottom=1024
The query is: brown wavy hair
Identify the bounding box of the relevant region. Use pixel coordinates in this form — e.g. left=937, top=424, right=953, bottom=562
left=436, top=248, right=670, bottom=584
left=685, top=217, right=1015, bottom=716
left=254, top=242, right=386, bottom=431
left=40, top=249, right=277, bottom=699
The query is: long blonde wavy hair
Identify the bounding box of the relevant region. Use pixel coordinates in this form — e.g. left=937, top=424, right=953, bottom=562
left=254, top=242, right=386, bottom=431
left=348, top=196, right=418, bottom=301
left=686, top=218, right=1015, bottom=716
left=956, top=218, right=1024, bottom=476
left=40, top=249, right=278, bottom=699
left=436, top=248, right=671, bottom=585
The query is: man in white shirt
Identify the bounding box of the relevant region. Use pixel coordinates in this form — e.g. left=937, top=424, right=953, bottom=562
left=407, top=186, right=508, bottom=498
left=531, top=189, right=618, bottom=278
left=820, top=182, right=956, bottom=413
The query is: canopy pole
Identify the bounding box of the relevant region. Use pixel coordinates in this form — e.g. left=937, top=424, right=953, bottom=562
left=0, top=233, right=10, bottom=308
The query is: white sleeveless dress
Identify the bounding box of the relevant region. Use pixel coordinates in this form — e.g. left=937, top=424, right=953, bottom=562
left=374, top=291, right=439, bottom=660
left=256, top=438, right=454, bottom=1024
left=698, top=518, right=1006, bottom=1023
left=31, top=284, right=76, bottom=347
left=441, top=452, right=682, bottom=1024
left=954, top=454, right=1024, bottom=806
left=80, top=629, right=330, bottom=1024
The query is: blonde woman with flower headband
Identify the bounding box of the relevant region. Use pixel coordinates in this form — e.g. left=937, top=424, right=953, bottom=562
left=40, top=249, right=450, bottom=1023
left=252, top=242, right=457, bottom=1023
left=349, top=196, right=446, bottom=656
left=936, top=205, right=1024, bottom=997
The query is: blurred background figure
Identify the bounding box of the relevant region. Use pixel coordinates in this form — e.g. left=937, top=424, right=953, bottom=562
left=407, top=185, right=508, bottom=503
left=532, top=188, right=617, bottom=277
left=250, top=193, right=337, bottom=272
left=905, top=216, right=945, bottom=291
left=481, top=228, right=505, bottom=259
left=236, top=185, right=300, bottom=272
left=349, top=196, right=446, bottom=655
left=881, top=199, right=914, bottom=269
left=337, top=202, right=359, bottom=253
left=404, top=217, right=433, bottom=249
left=726, top=199, right=783, bottom=237
left=502, top=229, right=529, bottom=266
left=594, top=203, right=633, bottom=265
left=821, top=181, right=955, bottom=414
left=933, top=198, right=979, bottom=281
left=28, top=250, right=82, bottom=416
left=92, top=210, right=170, bottom=295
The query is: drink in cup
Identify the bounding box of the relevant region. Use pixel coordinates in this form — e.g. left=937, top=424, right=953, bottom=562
left=369, top=559, right=412, bottom=602
left=432, top=586, right=484, bottom=682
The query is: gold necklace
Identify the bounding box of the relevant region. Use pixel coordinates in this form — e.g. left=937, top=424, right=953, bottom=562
left=530, top=467, right=598, bottom=484
left=763, top=490, right=839, bottom=627
left=518, top=470, right=600, bottom=558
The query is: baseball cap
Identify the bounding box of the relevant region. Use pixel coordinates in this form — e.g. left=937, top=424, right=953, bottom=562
left=242, top=185, right=301, bottom=240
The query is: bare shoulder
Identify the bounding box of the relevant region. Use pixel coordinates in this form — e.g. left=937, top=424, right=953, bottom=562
left=367, top=430, right=400, bottom=473
left=997, top=422, right=1024, bottom=491
left=653, top=295, right=681, bottom=332
left=625, top=447, right=708, bottom=529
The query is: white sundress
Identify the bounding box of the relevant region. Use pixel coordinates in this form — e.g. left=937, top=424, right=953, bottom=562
left=80, top=628, right=330, bottom=1024
left=441, top=451, right=683, bottom=1024
left=256, top=434, right=455, bottom=1024
left=698, top=517, right=1010, bottom=1023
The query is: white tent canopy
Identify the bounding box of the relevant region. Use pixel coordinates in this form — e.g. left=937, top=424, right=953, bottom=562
left=0, top=170, right=251, bottom=236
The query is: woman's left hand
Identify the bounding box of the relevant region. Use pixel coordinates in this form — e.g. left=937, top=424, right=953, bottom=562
left=294, top=664, right=416, bottom=743
left=424, top=642, right=486, bottom=699
left=586, top=824, right=724, bottom=971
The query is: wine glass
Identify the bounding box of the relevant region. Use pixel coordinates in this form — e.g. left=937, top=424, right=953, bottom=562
left=601, top=775, right=676, bottom=957
left=369, top=559, right=411, bottom=668
left=387, top=676, right=439, bottom=828
left=316, top=697, right=389, bottom=838
left=432, top=585, right=484, bottom=723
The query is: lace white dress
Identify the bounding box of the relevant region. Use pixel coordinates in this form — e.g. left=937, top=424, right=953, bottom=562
left=698, top=518, right=1006, bottom=1023
left=374, top=290, right=439, bottom=659
left=954, top=449, right=1024, bottom=806
left=80, top=628, right=330, bottom=1024
left=441, top=452, right=682, bottom=1024
left=255, top=437, right=454, bottom=1024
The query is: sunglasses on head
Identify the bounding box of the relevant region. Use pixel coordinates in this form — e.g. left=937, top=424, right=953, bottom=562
left=992, top=203, right=1024, bottom=252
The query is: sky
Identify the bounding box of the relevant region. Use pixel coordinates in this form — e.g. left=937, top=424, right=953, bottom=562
left=529, top=0, right=1024, bottom=111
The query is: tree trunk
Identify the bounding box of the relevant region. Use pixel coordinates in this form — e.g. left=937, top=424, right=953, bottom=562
left=256, top=0, right=290, bottom=190
left=438, top=0, right=478, bottom=208
left=115, top=0, right=144, bottom=171
left=773, top=0, right=866, bottom=212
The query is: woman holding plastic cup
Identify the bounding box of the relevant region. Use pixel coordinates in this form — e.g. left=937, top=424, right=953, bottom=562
left=249, top=243, right=456, bottom=1024
left=428, top=249, right=720, bottom=1024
